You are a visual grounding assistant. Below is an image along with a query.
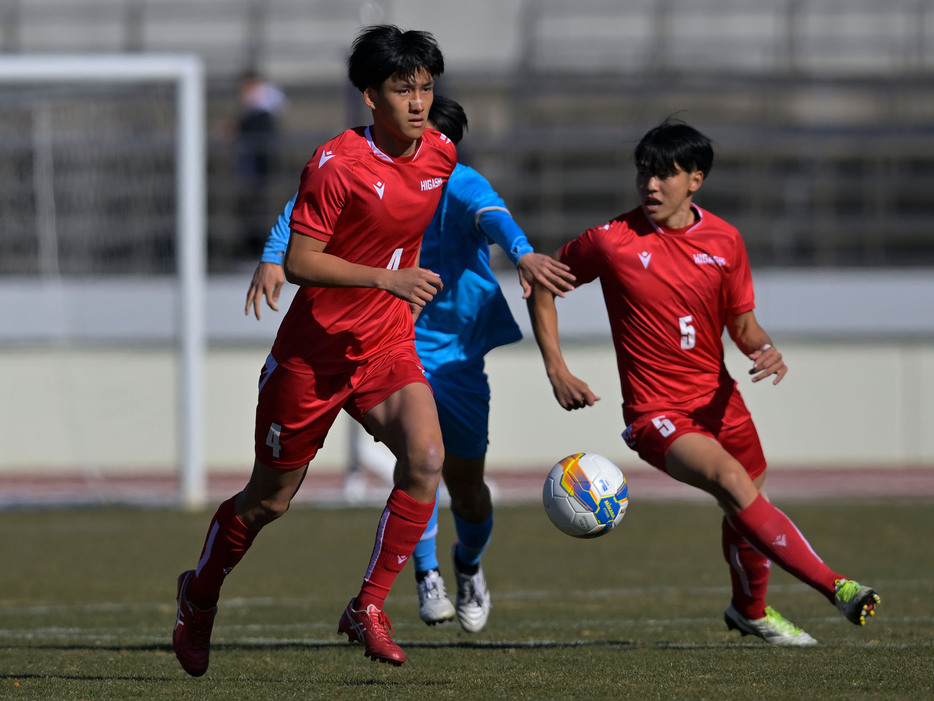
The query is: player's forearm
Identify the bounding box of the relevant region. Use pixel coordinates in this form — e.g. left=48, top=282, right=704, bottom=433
left=728, top=311, right=773, bottom=355
left=284, top=249, right=389, bottom=290
left=261, top=195, right=296, bottom=265
left=527, top=286, right=569, bottom=379
left=736, top=333, right=774, bottom=356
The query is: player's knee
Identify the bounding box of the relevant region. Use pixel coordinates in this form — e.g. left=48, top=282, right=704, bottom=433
left=418, top=437, right=445, bottom=474
left=405, top=437, right=444, bottom=482
left=713, top=462, right=756, bottom=507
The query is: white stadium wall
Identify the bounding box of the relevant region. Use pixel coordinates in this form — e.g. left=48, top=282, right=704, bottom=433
left=1, top=338, right=933, bottom=475
left=1, top=271, right=932, bottom=477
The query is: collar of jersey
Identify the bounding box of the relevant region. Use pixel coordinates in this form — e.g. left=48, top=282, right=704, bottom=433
left=648, top=205, right=704, bottom=235
left=365, top=125, right=422, bottom=164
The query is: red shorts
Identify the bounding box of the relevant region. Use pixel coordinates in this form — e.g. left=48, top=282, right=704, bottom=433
left=253, top=344, right=430, bottom=469
left=622, top=385, right=767, bottom=480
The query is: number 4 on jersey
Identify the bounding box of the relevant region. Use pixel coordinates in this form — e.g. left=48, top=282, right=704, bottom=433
left=386, top=248, right=403, bottom=271
left=266, top=423, right=282, bottom=458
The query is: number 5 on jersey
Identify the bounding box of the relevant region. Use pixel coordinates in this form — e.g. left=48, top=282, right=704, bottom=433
left=652, top=415, right=676, bottom=438
left=679, top=315, right=696, bottom=350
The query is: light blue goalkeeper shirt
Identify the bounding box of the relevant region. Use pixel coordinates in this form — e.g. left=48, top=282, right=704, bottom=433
left=261, top=163, right=532, bottom=375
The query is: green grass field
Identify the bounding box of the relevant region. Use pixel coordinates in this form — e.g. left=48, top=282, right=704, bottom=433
left=2, top=499, right=932, bottom=700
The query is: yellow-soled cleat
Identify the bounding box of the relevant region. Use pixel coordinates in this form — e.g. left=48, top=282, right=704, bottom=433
left=834, top=578, right=881, bottom=626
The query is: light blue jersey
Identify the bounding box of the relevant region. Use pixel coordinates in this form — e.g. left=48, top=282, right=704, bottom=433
left=262, top=163, right=531, bottom=376
left=414, top=163, right=530, bottom=373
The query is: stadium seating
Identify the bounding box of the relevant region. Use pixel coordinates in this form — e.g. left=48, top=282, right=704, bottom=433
left=2, top=0, right=933, bottom=269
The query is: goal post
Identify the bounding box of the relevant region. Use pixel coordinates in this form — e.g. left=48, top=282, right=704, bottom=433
left=0, top=54, right=207, bottom=508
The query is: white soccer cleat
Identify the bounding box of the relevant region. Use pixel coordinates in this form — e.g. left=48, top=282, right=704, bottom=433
left=417, top=569, right=456, bottom=625
left=452, top=545, right=491, bottom=633
left=724, top=604, right=818, bottom=646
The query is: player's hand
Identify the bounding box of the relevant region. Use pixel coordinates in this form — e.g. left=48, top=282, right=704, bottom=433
left=384, top=267, right=443, bottom=308
left=550, top=370, right=601, bottom=411
left=749, top=344, right=787, bottom=385
left=517, top=253, right=576, bottom=299
left=245, top=262, right=286, bottom=320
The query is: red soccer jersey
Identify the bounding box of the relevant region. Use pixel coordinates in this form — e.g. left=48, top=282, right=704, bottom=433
left=272, top=126, right=456, bottom=372
left=560, top=206, right=756, bottom=423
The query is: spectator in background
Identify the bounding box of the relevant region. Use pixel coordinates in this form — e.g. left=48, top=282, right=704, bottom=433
left=235, top=69, right=287, bottom=258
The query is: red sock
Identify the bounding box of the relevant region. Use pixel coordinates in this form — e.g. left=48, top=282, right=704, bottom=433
left=187, top=496, right=258, bottom=609
left=728, top=494, right=840, bottom=603
left=356, top=487, right=435, bottom=610
left=722, top=516, right=770, bottom=619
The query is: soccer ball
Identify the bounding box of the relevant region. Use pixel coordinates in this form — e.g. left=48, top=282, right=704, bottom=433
left=542, top=452, right=628, bottom=538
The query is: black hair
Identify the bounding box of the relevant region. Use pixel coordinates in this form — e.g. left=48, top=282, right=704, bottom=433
left=239, top=69, right=260, bottom=83
left=347, top=25, right=445, bottom=93
left=427, top=95, right=468, bottom=146
left=634, top=118, right=714, bottom=179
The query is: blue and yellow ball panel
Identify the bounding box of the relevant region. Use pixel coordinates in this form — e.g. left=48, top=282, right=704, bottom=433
left=558, top=453, right=629, bottom=526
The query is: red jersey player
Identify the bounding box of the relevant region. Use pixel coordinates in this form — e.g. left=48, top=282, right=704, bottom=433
left=528, top=119, right=880, bottom=646
left=173, top=25, right=455, bottom=674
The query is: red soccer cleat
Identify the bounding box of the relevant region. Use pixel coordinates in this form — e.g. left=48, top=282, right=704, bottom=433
left=173, top=570, right=217, bottom=677
left=337, top=599, right=406, bottom=666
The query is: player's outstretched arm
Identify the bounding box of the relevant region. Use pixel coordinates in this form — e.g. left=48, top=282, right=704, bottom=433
left=516, top=252, right=576, bottom=299
left=727, top=310, right=787, bottom=385
left=244, top=194, right=295, bottom=319
left=527, top=280, right=600, bottom=411
left=471, top=197, right=575, bottom=298
left=245, top=262, right=286, bottom=320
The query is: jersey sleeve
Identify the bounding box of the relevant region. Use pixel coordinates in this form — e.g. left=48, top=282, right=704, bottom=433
left=289, top=147, right=349, bottom=243
left=436, top=129, right=458, bottom=175
left=725, top=231, right=756, bottom=315
left=479, top=208, right=534, bottom=266
left=259, top=193, right=296, bottom=264
left=559, top=224, right=610, bottom=286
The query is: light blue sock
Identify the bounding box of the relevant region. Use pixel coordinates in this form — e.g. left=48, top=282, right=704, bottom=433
left=453, top=511, right=493, bottom=568
left=413, top=491, right=440, bottom=574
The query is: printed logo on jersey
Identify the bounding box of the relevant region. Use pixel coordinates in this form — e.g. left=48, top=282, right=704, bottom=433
left=258, top=353, right=278, bottom=393
left=319, top=150, right=335, bottom=167
left=373, top=181, right=386, bottom=199
left=621, top=424, right=636, bottom=448
left=694, top=252, right=726, bottom=266
left=420, top=177, right=444, bottom=192
left=639, top=251, right=652, bottom=269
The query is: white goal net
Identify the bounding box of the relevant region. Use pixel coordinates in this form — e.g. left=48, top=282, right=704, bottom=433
left=0, top=55, right=207, bottom=508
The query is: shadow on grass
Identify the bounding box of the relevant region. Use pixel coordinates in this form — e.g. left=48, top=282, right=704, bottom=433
left=1, top=673, right=165, bottom=682
left=13, top=638, right=764, bottom=653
